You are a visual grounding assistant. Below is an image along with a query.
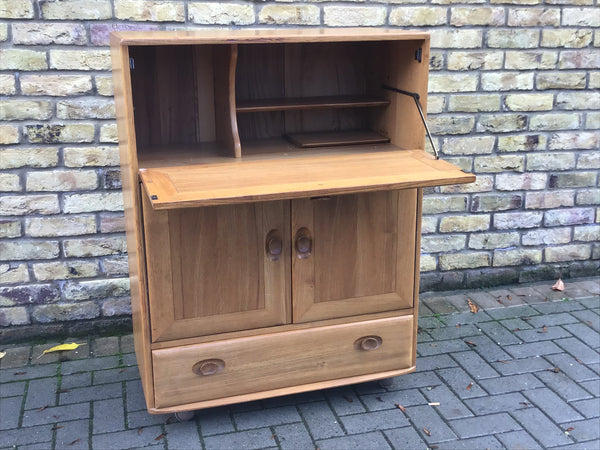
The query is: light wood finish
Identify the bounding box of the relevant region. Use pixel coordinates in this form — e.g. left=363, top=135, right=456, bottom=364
left=139, top=149, right=475, bottom=209
left=110, top=28, right=430, bottom=46
left=110, top=41, right=155, bottom=410
left=285, top=130, right=390, bottom=148
left=237, top=95, right=390, bottom=113
left=292, top=190, right=417, bottom=323
left=152, top=315, right=414, bottom=408
left=214, top=44, right=240, bottom=157
left=142, top=194, right=290, bottom=342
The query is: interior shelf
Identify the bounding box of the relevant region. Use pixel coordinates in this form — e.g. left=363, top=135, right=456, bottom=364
left=236, top=95, right=390, bottom=113
left=139, top=146, right=475, bottom=209
left=285, top=130, right=390, bottom=148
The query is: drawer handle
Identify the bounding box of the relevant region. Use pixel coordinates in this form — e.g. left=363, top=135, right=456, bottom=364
left=192, top=359, right=225, bottom=376
left=266, top=229, right=283, bottom=261
left=355, top=335, right=383, bottom=351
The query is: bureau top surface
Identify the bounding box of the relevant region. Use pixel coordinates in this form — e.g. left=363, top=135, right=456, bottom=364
left=110, top=28, right=430, bottom=46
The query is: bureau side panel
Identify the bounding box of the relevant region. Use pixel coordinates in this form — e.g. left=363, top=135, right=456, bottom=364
left=110, top=40, right=155, bottom=409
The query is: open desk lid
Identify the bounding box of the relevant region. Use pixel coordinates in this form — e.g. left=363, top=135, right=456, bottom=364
left=139, top=149, right=475, bottom=210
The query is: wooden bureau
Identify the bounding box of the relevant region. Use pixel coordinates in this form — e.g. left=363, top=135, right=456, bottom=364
left=110, top=28, right=474, bottom=415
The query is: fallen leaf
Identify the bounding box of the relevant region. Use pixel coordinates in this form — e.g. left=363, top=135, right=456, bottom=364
left=565, top=427, right=574, bottom=432
left=0, top=351, right=6, bottom=360
left=430, top=446, right=438, bottom=450
left=513, top=328, right=521, bottom=332
left=467, top=299, right=479, bottom=314
left=119, top=368, right=127, bottom=373
left=464, top=340, right=477, bottom=347
left=14, top=371, right=26, bottom=375
left=576, top=358, right=585, bottom=365
left=376, top=396, right=384, bottom=402
left=466, top=382, right=474, bottom=391
left=497, top=299, right=504, bottom=304
left=521, top=317, right=532, bottom=321
left=154, top=433, right=166, bottom=441
left=423, top=428, right=432, bottom=436
left=57, top=389, right=71, bottom=394
left=507, top=295, right=512, bottom=301
left=51, top=425, right=64, bottom=431
left=165, top=416, right=176, bottom=425
left=270, top=434, right=276, bottom=440
left=343, top=396, right=354, bottom=403
left=428, top=402, right=440, bottom=406
left=497, top=360, right=509, bottom=364
left=456, top=324, right=461, bottom=329
left=39, top=343, right=86, bottom=358
left=394, top=403, right=406, bottom=412
left=68, top=439, right=81, bottom=446
left=537, top=325, right=548, bottom=334
left=547, top=367, right=560, bottom=373
left=37, top=405, right=48, bottom=412
left=519, top=402, right=530, bottom=407
left=552, top=278, right=565, bottom=292
left=138, top=427, right=144, bottom=435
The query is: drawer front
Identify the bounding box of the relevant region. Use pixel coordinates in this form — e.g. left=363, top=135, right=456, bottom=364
left=152, top=315, right=414, bottom=408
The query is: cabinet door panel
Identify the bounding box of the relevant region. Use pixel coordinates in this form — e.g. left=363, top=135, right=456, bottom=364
left=292, top=190, right=417, bottom=323
left=142, top=193, right=290, bottom=342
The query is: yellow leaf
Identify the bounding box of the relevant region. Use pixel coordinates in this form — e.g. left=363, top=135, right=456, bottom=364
left=40, top=343, right=86, bottom=357
left=467, top=299, right=479, bottom=314
left=0, top=351, right=6, bottom=359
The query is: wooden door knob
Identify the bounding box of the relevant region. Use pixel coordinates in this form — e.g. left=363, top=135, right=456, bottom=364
left=295, top=227, right=312, bottom=259
left=354, top=335, right=383, bottom=351
left=192, top=359, right=225, bottom=376
left=266, top=230, right=283, bottom=261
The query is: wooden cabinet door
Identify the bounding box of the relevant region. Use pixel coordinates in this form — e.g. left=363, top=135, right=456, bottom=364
left=292, top=190, right=418, bottom=323
left=142, top=194, right=290, bottom=342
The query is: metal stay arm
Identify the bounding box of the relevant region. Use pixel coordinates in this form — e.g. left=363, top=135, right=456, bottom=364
left=381, top=85, right=439, bottom=160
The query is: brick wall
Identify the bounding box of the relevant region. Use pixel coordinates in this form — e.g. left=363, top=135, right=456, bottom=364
left=0, top=0, right=598, bottom=340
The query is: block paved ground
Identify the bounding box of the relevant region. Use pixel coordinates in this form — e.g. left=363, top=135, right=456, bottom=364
left=1, top=277, right=598, bottom=449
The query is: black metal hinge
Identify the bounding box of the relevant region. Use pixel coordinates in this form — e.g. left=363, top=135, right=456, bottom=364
left=415, top=48, right=422, bottom=63
left=129, top=57, right=135, bottom=70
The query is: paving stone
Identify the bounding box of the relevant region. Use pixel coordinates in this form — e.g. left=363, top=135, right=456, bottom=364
left=571, top=398, right=600, bottom=418
left=488, top=289, right=529, bottom=307
left=0, top=345, right=30, bottom=368
left=61, top=372, right=92, bottom=389
left=477, top=322, right=522, bottom=347
left=438, top=310, right=493, bottom=327
left=316, top=430, right=392, bottom=450
left=465, top=392, right=529, bottom=415
left=563, top=418, right=600, bottom=443
left=465, top=335, right=513, bottom=363
left=93, top=366, right=140, bottom=385
left=420, top=384, right=473, bottom=420
left=0, top=364, right=58, bottom=383
left=92, top=425, right=164, bottom=449
left=545, top=353, right=598, bottom=382
left=535, top=370, right=594, bottom=402
left=127, top=409, right=169, bottom=428
left=204, top=428, right=277, bottom=450
left=24, top=377, right=57, bottom=409
left=120, top=335, right=135, bottom=354
left=450, top=412, right=521, bottom=438
left=528, top=312, right=580, bottom=328
left=0, top=424, right=53, bottom=447
left=61, top=356, right=120, bottom=375
left=125, top=380, right=147, bottom=412
left=504, top=341, right=564, bottom=358
left=93, top=398, right=125, bottom=433
left=556, top=337, right=600, bottom=364
left=196, top=407, right=234, bottom=436
left=466, top=291, right=503, bottom=311
left=340, top=409, right=409, bottom=433
left=570, top=309, right=600, bottom=332
left=60, top=382, right=122, bottom=405
left=512, top=408, right=574, bottom=447
left=0, top=380, right=25, bottom=397
left=415, top=354, right=458, bottom=372
left=121, top=353, right=137, bottom=367
left=515, top=325, right=573, bottom=343
left=164, top=420, right=202, bottom=449
left=261, top=389, right=324, bottom=408
left=234, top=405, right=301, bottom=430
left=533, top=301, right=585, bottom=314
left=436, top=367, right=487, bottom=399
left=386, top=370, right=443, bottom=391
left=0, top=395, right=22, bottom=430
left=274, top=422, right=314, bottom=450
left=580, top=379, right=599, bottom=396
left=508, top=286, right=548, bottom=305
left=298, top=401, right=344, bottom=439
left=91, top=336, right=120, bottom=357
left=479, top=373, right=543, bottom=395
left=21, top=402, right=89, bottom=427
left=435, top=435, right=504, bottom=449
left=353, top=380, right=386, bottom=396
left=404, top=404, right=458, bottom=444
left=360, top=389, right=427, bottom=412
left=495, top=430, right=543, bottom=450
left=563, top=323, right=600, bottom=349
left=428, top=324, right=482, bottom=341
left=418, top=316, right=445, bottom=330
left=451, top=350, right=500, bottom=379
left=487, top=305, right=539, bottom=320
left=524, top=388, right=584, bottom=423
left=500, top=317, right=534, bottom=331
left=325, top=387, right=366, bottom=416
left=55, top=419, right=90, bottom=450
left=384, top=426, right=427, bottom=449
left=417, top=339, right=471, bottom=356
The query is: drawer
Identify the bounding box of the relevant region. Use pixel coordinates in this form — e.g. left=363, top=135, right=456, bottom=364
left=152, top=315, right=414, bottom=408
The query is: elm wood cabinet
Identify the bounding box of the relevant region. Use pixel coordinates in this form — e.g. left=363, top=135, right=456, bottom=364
left=110, top=29, right=475, bottom=415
